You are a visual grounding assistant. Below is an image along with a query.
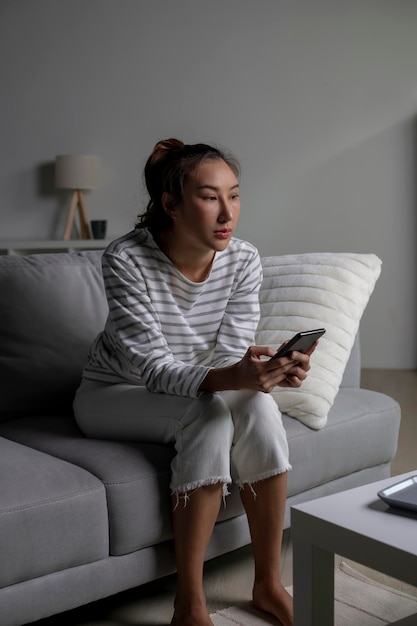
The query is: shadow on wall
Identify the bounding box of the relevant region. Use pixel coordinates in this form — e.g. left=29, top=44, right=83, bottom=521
left=37, top=161, right=55, bottom=197
left=36, top=161, right=67, bottom=239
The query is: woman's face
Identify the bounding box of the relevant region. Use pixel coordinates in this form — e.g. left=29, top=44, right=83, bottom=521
left=168, top=158, right=241, bottom=254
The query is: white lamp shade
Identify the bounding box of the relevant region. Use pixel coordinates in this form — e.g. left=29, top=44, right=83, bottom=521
left=55, top=155, right=100, bottom=190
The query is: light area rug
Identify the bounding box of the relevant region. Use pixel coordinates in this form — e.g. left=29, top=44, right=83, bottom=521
left=210, top=561, right=417, bottom=625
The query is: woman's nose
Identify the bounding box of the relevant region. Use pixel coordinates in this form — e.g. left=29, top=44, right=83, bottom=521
left=219, top=200, right=232, bottom=222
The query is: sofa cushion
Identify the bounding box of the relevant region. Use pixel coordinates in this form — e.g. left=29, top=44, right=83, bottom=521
left=257, top=253, right=381, bottom=429
left=0, top=417, right=245, bottom=556
left=0, top=251, right=107, bottom=420
left=0, top=436, right=108, bottom=587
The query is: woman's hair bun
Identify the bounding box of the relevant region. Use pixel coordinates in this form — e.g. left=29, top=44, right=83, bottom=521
left=148, top=138, right=184, bottom=166
left=144, top=139, right=184, bottom=202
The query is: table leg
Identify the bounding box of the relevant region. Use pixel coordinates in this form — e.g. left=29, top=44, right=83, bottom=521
left=293, top=540, right=334, bottom=626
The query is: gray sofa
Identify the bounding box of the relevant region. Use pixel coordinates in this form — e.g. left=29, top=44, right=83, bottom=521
left=0, top=250, right=400, bottom=626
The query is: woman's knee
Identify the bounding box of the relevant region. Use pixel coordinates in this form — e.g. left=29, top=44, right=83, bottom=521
left=182, top=392, right=234, bottom=443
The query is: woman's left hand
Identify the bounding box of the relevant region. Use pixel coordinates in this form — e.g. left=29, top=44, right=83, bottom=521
left=268, top=340, right=318, bottom=389
left=276, top=353, right=310, bottom=388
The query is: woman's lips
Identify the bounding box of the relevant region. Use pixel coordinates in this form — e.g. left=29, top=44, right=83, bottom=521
left=214, top=229, right=232, bottom=239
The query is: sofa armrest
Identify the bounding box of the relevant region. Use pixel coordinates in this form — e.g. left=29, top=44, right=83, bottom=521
left=340, top=333, right=361, bottom=389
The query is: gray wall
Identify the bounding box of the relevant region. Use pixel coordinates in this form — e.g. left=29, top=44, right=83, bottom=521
left=1, top=0, right=416, bottom=368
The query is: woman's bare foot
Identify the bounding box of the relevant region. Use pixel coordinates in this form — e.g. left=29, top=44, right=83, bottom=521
left=171, top=592, right=214, bottom=626
left=253, top=579, right=293, bottom=626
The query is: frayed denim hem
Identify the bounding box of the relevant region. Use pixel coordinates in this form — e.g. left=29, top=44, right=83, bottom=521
left=236, top=464, right=292, bottom=499
left=171, top=477, right=231, bottom=509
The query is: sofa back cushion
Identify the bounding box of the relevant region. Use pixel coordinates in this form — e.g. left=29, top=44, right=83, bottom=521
left=0, top=251, right=108, bottom=420
left=0, top=249, right=362, bottom=422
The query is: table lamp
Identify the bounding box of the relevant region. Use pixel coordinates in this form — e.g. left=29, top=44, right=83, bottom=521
left=55, top=155, right=100, bottom=240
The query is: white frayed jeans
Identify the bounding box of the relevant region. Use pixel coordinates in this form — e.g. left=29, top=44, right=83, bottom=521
left=73, top=381, right=291, bottom=498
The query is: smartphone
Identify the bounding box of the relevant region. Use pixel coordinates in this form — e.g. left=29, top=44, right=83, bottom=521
left=271, top=328, right=326, bottom=360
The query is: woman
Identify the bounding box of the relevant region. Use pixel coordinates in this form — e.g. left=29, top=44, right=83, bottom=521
left=74, top=138, right=315, bottom=626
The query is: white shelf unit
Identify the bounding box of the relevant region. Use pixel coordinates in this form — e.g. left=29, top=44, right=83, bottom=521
left=0, top=240, right=113, bottom=256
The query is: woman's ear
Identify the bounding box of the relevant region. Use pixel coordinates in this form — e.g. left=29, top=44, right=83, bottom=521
left=162, top=192, right=177, bottom=217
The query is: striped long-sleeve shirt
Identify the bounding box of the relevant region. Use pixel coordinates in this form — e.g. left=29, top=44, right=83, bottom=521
left=83, top=228, right=263, bottom=398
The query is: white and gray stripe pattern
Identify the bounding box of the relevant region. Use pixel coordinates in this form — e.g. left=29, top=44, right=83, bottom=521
left=83, top=229, right=262, bottom=398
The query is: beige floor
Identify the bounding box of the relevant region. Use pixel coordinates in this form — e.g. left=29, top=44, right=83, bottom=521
left=34, top=369, right=417, bottom=625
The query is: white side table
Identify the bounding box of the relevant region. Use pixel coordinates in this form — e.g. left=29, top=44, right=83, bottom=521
left=291, top=471, right=417, bottom=625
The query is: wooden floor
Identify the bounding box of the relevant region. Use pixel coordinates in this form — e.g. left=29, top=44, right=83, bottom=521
left=34, top=370, right=417, bottom=625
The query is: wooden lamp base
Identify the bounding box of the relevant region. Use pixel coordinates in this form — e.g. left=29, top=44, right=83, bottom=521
left=63, top=189, right=92, bottom=240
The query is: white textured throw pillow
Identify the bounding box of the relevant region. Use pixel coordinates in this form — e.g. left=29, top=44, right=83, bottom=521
left=256, top=253, right=382, bottom=430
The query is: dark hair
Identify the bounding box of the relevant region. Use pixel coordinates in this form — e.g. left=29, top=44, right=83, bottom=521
left=136, top=138, right=240, bottom=234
